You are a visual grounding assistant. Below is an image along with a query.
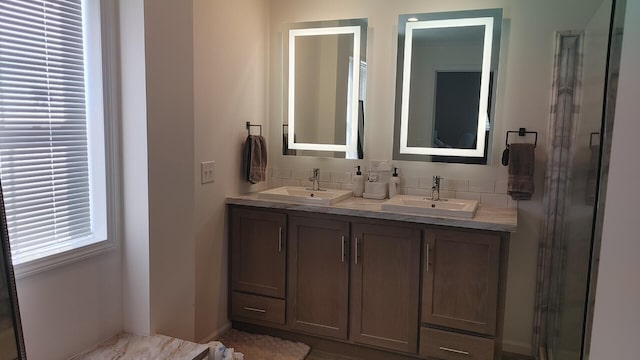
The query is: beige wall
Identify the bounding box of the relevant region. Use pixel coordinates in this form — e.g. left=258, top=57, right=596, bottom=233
left=590, top=0, right=640, bottom=357
left=144, top=0, right=197, bottom=341
left=268, top=0, right=606, bottom=354
left=193, top=0, right=269, bottom=341
left=16, top=252, right=122, bottom=360
left=120, top=0, right=151, bottom=337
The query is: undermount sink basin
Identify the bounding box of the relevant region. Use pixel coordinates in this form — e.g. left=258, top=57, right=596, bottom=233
left=257, top=186, right=353, bottom=206
left=381, top=195, right=478, bottom=218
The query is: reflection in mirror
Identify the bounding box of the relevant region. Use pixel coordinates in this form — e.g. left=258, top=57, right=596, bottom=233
left=393, top=9, right=502, bottom=164
left=283, top=19, right=367, bottom=159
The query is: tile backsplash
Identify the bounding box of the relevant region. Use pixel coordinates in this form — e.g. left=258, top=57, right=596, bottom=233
left=268, top=167, right=518, bottom=209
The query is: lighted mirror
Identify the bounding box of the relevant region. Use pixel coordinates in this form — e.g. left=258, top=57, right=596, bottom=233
left=393, top=9, right=502, bottom=164
left=283, top=18, right=367, bottom=159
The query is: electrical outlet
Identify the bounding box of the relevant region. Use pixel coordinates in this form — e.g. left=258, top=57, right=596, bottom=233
left=370, top=160, right=392, bottom=172
left=201, top=161, right=215, bottom=184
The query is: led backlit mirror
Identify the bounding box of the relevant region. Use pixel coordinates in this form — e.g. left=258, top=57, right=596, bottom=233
left=283, top=18, right=367, bottom=159
left=393, top=9, right=502, bottom=164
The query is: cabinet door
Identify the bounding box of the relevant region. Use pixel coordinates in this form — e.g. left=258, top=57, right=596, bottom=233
left=423, top=228, right=501, bottom=335
left=288, top=216, right=350, bottom=339
left=230, top=207, right=286, bottom=298
left=350, top=222, right=421, bottom=353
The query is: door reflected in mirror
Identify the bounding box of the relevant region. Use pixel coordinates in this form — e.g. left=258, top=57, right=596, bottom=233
left=393, top=9, right=502, bottom=164
left=283, top=18, right=367, bottom=159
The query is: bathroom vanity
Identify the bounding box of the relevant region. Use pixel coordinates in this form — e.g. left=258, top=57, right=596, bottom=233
left=226, top=192, right=516, bottom=360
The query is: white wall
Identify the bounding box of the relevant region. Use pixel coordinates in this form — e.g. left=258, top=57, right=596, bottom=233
left=16, top=252, right=122, bottom=360
left=589, top=0, right=640, bottom=358
left=193, top=0, right=268, bottom=341
left=144, top=0, right=196, bottom=341
left=119, top=0, right=151, bottom=337
left=267, top=0, right=606, bottom=354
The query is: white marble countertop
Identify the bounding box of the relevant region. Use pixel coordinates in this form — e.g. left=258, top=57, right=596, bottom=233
left=227, top=192, right=517, bottom=233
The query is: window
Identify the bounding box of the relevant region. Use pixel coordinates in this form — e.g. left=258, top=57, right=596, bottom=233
left=0, top=0, right=112, bottom=271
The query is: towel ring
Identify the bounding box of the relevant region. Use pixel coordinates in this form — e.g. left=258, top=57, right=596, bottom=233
left=502, top=127, right=538, bottom=166
left=505, top=127, right=538, bottom=148
left=246, top=121, right=262, bottom=136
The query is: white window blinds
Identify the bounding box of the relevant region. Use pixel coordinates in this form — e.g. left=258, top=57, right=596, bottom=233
left=0, top=0, right=95, bottom=264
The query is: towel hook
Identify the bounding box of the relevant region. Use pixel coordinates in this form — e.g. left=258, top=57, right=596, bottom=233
left=246, top=121, right=262, bottom=136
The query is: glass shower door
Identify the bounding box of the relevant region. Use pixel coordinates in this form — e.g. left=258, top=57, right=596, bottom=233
left=543, top=0, right=625, bottom=359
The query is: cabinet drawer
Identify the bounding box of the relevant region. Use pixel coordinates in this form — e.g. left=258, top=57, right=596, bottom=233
left=231, top=292, right=286, bottom=325
left=419, top=327, right=494, bottom=360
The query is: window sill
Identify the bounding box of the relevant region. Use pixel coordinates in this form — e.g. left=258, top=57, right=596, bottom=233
left=13, top=240, right=118, bottom=280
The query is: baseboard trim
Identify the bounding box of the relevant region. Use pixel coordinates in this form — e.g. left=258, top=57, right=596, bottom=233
left=503, top=339, right=533, bottom=356
left=198, top=322, right=232, bottom=344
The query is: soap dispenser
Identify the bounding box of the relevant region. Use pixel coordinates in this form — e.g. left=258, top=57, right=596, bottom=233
left=353, top=166, right=364, bottom=197
left=389, top=167, right=400, bottom=198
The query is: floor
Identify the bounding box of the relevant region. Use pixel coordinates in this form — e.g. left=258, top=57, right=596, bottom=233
left=305, top=349, right=362, bottom=360
left=305, top=349, right=534, bottom=360
left=70, top=333, right=209, bottom=360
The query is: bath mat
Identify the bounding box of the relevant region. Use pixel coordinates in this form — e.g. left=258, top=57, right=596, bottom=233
left=218, top=329, right=310, bottom=360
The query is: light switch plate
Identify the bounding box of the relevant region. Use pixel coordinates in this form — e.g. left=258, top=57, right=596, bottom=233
left=201, top=161, right=215, bottom=184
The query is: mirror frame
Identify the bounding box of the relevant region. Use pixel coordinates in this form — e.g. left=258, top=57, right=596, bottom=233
left=393, top=9, right=502, bottom=161
left=284, top=19, right=367, bottom=157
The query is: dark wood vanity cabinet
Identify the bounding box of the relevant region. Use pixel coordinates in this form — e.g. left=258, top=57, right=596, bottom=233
left=350, top=222, right=421, bottom=353
left=420, top=227, right=508, bottom=360
left=423, top=228, right=501, bottom=335
left=228, top=205, right=510, bottom=359
left=230, top=207, right=287, bottom=325
left=287, top=215, right=422, bottom=352
left=288, top=215, right=350, bottom=339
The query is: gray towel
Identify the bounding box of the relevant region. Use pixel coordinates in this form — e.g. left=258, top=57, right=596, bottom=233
left=244, top=135, right=267, bottom=184
left=507, top=143, right=535, bottom=200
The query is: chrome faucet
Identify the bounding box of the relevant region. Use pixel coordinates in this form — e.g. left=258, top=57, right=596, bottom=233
left=308, top=168, right=322, bottom=191
left=431, top=175, right=442, bottom=201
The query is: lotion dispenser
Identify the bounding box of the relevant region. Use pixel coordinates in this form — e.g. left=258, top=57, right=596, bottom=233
left=389, top=167, right=400, bottom=198
left=353, top=166, right=365, bottom=197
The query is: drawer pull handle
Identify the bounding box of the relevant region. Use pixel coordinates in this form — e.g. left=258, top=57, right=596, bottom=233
left=439, top=346, right=469, bottom=355
left=243, top=307, right=267, bottom=314
left=341, top=235, right=346, bottom=263
left=278, top=227, right=283, bottom=253
left=355, top=237, right=360, bottom=265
